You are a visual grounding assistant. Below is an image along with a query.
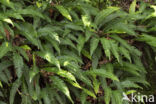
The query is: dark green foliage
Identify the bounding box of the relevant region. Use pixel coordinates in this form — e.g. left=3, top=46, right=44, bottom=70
left=0, top=0, right=155, bottom=104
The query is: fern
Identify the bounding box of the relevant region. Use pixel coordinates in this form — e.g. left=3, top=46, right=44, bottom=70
left=37, top=50, right=60, bottom=69
left=77, top=35, right=86, bottom=55
left=90, top=37, right=99, bottom=56
left=88, top=69, right=119, bottom=81
left=137, top=34, right=156, bottom=47
left=10, top=79, right=21, bottom=104
left=101, top=37, right=111, bottom=60
left=13, top=53, right=24, bottom=78
left=55, top=5, right=72, bottom=21
left=80, top=91, right=87, bottom=104
left=0, top=0, right=155, bottom=104
left=94, top=7, right=120, bottom=26
left=104, top=87, right=112, bottom=104
left=129, top=0, right=137, bottom=14
left=0, top=42, right=12, bottom=59
left=51, top=76, right=74, bottom=104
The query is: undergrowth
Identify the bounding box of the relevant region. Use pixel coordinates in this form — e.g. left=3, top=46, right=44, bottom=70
left=0, top=0, right=156, bottom=104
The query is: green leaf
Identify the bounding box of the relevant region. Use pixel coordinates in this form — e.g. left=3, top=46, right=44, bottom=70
left=15, top=23, right=42, bottom=49
left=0, top=60, right=12, bottom=72
left=2, top=18, right=14, bottom=26
left=85, top=31, right=94, bottom=42
left=10, top=79, right=21, bottom=104
left=0, top=0, right=14, bottom=9
left=82, top=49, right=91, bottom=60
left=0, top=81, right=2, bottom=88
left=105, top=63, right=114, bottom=73
left=0, top=61, right=12, bottom=83
left=119, top=47, right=131, bottom=62
left=82, top=14, right=91, bottom=27
left=95, top=7, right=120, bottom=26
left=99, top=11, right=127, bottom=28
left=92, top=47, right=102, bottom=69
left=80, top=91, right=87, bottom=104
left=13, top=53, right=24, bottom=78
left=20, top=45, right=31, bottom=50
left=48, top=40, right=60, bottom=55
left=137, top=34, right=156, bottom=47
left=18, top=7, right=45, bottom=19
left=145, top=5, right=156, bottom=19
left=45, top=68, right=72, bottom=81
left=110, top=40, right=120, bottom=62
left=0, top=22, right=5, bottom=37
left=38, top=26, right=60, bottom=43
left=129, top=0, right=137, bottom=14
left=21, top=83, right=32, bottom=104
left=116, top=62, right=141, bottom=76
left=55, top=5, right=72, bottom=21
left=44, top=67, right=81, bottom=88
left=100, top=38, right=111, bottom=60
left=89, top=69, right=119, bottom=81
left=108, top=23, right=136, bottom=36
left=65, top=23, right=83, bottom=31
left=0, top=42, right=12, bottom=59
left=77, top=35, right=85, bottom=55
left=29, top=65, right=39, bottom=83
left=82, top=88, right=96, bottom=98
left=42, top=89, right=51, bottom=104
left=110, top=35, right=131, bottom=50
left=112, top=91, right=122, bottom=104
left=90, top=37, right=99, bottom=56
left=60, top=38, right=76, bottom=49
left=3, top=11, right=24, bottom=21
left=15, top=47, right=29, bottom=61
left=0, top=71, right=8, bottom=83
left=51, top=76, right=74, bottom=104
left=37, top=51, right=60, bottom=69
left=121, top=80, right=142, bottom=89
left=74, top=70, right=93, bottom=87
left=92, top=75, right=100, bottom=94
left=104, top=87, right=111, bottom=104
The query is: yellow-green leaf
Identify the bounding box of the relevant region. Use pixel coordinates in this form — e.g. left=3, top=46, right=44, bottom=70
left=129, top=0, right=137, bottom=14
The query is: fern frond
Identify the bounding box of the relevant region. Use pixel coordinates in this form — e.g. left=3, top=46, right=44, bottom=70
left=13, top=53, right=24, bottom=78
left=95, top=7, right=120, bottom=26
left=51, top=76, right=74, bottom=104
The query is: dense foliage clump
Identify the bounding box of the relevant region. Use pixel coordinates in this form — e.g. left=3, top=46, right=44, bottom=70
left=0, top=0, right=156, bottom=104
